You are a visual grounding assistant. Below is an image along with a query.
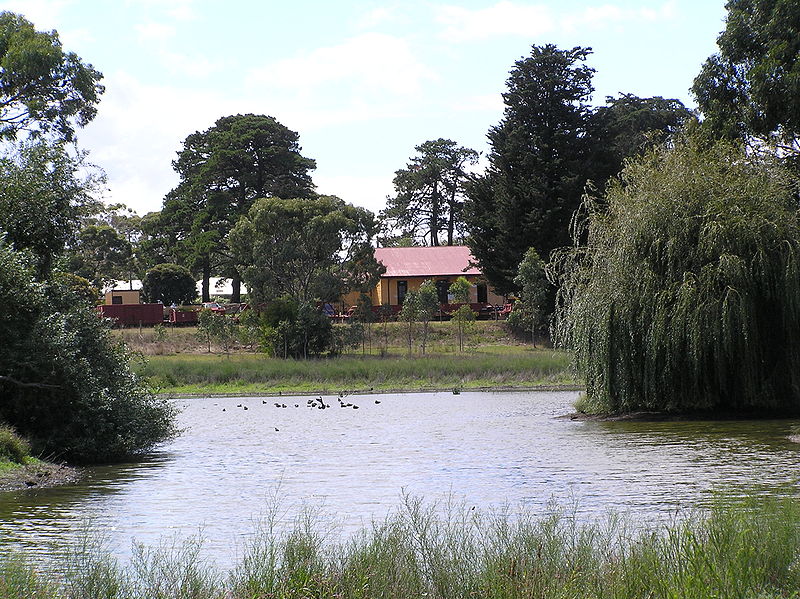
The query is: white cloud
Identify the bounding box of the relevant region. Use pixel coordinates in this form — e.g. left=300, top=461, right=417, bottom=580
left=159, top=50, right=224, bottom=78
left=248, top=33, right=436, bottom=100
left=562, top=1, right=677, bottom=31
left=134, top=20, right=222, bottom=79
left=436, top=2, right=555, bottom=42
left=354, top=6, right=401, bottom=30
left=242, top=33, right=438, bottom=132
left=314, top=173, right=394, bottom=214
left=436, top=1, right=679, bottom=42
left=0, top=0, right=71, bottom=28
left=135, top=22, right=176, bottom=43
left=124, top=0, right=196, bottom=21
left=78, top=70, right=234, bottom=214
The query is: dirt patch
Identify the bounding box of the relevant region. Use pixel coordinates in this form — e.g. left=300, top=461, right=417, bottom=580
left=0, top=461, right=82, bottom=493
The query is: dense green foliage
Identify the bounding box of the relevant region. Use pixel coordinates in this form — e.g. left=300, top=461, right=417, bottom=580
left=0, top=243, right=177, bottom=463
left=553, top=136, right=800, bottom=414
left=586, top=94, right=693, bottom=194
left=3, top=495, right=800, bottom=598
left=465, top=45, right=691, bottom=297
left=230, top=195, right=383, bottom=304
left=157, top=114, right=317, bottom=302
left=465, top=45, right=594, bottom=294
left=0, top=11, right=104, bottom=141
left=0, top=20, right=177, bottom=464
left=693, top=0, right=800, bottom=154
left=0, top=140, right=103, bottom=276
left=507, top=248, right=549, bottom=345
left=381, top=138, right=478, bottom=246
left=257, top=299, right=335, bottom=359
left=142, top=263, right=196, bottom=305
left=64, top=223, right=133, bottom=288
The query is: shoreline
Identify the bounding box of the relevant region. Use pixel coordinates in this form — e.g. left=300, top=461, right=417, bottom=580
left=163, top=383, right=585, bottom=399
left=0, top=461, right=82, bottom=493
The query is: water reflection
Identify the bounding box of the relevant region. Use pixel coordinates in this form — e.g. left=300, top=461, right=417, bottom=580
left=0, top=391, right=798, bottom=567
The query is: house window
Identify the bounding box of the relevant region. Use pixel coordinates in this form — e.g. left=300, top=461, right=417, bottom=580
left=397, top=281, right=407, bottom=305
left=477, top=283, right=488, bottom=304
left=112, top=295, right=123, bottom=305
left=436, top=280, right=449, bottom=304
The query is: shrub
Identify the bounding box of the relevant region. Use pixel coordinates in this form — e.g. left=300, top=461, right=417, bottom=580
left=258, top=300, right=335, bottom=359
left=0, top=243, right=179, bottom=464
left=142, top=263, right=196, bottom=305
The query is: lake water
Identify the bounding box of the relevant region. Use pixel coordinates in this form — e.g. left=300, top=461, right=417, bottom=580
left=0, top=390, right=799, bottom=568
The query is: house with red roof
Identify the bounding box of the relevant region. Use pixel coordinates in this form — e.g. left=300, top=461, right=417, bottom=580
left=342, top=245, right=505, bottom=314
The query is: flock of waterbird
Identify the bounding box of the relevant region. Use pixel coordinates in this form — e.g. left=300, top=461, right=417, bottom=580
left=217, top=387, right=462, bottom=432
left=219, top=390, right=381, bottom=431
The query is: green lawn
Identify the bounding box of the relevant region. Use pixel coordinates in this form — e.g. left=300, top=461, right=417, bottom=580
left=135, top=348, right=577, bottom=396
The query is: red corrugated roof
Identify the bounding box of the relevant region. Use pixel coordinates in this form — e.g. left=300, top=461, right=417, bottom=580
left=375, top=246, right=481, bottom=278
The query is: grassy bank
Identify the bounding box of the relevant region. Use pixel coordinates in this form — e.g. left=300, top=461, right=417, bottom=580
left=135, top=349, right=576, bottom=395
left=4, top=495, right=800, bottom=598
left=123, top=321, right=578, bottom=395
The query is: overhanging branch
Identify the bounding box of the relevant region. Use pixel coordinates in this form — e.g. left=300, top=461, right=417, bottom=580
left=0, top=375, right=61, bottom=390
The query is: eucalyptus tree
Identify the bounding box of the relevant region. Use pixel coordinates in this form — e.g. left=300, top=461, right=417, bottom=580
left=229, top=195, right=382, bottom=306
left=693, top=0, right=800, bottom=159
left=0, top=139, right=104, bottom=277
left=552, top=135, right=800, bottom=415
left=0, top=11, right=104, bottom=141
left=229, top=195, right=382, bottom=358
left=382, top=138, right=478, bottom=246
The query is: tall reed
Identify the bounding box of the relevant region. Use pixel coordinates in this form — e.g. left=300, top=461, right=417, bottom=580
left=3, top=494, right=800, bottom=598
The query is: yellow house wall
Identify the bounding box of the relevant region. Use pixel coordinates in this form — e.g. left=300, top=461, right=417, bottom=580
left=104, top=290, right=141, bottom=305
left=379, top=276, right=505, bottom=306
left=338, top=277, right=505, bottom=309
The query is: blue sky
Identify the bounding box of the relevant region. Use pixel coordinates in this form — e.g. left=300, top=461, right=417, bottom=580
left=1, top=0, right=728, bottom=216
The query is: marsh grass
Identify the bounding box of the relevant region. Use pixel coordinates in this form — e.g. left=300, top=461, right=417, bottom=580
left=135, top=350, right=575, bottom=395
left=3, top=495, right=800, bottom=598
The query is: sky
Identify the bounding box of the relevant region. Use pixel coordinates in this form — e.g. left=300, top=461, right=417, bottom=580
left=0, top=0, right=728, bottom=217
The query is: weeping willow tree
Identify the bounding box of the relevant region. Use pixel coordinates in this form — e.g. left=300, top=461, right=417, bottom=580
left=552, top=135, right=800, bottom=414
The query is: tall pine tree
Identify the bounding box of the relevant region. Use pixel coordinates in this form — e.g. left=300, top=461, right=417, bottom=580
left=465, top=45, right=594, bottom=294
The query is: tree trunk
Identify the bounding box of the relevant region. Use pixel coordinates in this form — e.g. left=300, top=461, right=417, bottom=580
left=447, top=189, right=457, bottom=245
left=430, top=180, right=440, bottom=246
left=231, top=271, right=241, bottom=303
left=201, top=260, right=211, bottom=303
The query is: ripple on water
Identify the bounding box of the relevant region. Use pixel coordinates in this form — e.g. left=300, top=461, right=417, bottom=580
left=0, top=390, right=798, bottom=567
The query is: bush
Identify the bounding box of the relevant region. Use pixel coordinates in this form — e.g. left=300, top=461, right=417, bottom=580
left=142, top=263, right=196, bottom=305
left=553, top=135, right=800, bottom=414
left=0, top=243, right=178, bottom=464
left=259, top=300, right=335, bottom=358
